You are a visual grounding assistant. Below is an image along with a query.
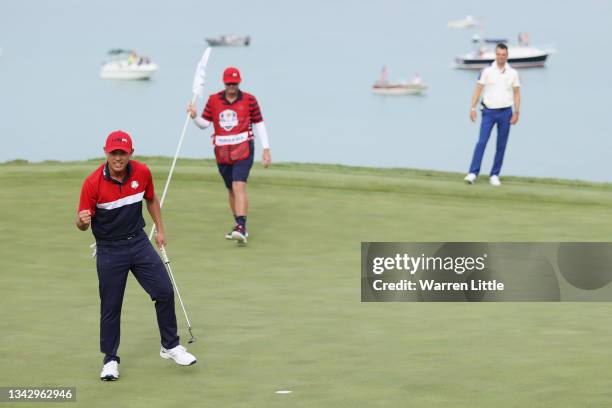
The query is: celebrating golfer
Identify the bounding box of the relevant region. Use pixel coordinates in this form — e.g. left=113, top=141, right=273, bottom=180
left=464, top=43, right=521, bottom=186
left=188, top=67, right=271, bottom=244
left=76, top=131, right=196, bottom=381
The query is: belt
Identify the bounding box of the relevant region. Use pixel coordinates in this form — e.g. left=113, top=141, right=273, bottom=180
left=96, top=231, right=142, bottom=244
left=481, top=102, right=512, bottom=111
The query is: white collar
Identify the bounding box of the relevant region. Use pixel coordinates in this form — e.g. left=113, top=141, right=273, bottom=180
left=491, top=61, right=510, bottom=72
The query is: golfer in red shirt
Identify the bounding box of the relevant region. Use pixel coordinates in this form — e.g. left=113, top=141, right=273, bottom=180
left=76, top=131, right=197, bottom=381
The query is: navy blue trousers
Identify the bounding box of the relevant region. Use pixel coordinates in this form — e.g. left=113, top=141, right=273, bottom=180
left=96, top=230, right=179, bottom=364
left=468, top=107, right=512, bottom=176
left=217, top=141, right=255, bottom=189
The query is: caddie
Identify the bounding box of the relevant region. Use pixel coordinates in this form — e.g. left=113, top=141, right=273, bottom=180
left=188, top=67, right=271, bottom=244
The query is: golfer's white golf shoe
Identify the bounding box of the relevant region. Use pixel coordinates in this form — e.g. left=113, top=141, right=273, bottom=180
left=100, top=360, right=119, bottom=381
left=160, top=345, right=197, bottom=366
left=464, top=173, right=477, bottom=184
left=490, top=175, right=501, bottom=186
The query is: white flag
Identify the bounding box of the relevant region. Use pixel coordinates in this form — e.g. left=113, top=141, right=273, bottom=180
left=192, top=47, right=212, bottom=98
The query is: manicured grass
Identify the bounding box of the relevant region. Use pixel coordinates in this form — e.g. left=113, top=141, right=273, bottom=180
left=1, top=158, right=612, bottom=407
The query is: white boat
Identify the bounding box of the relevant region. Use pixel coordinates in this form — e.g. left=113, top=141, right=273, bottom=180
left=372, top=67, right=427, bottom=95
left=447, top=15, right=480, bottom=29
left=455, top=34, right=554, bottom=69
left=100, top=49, right=159, bottom=80
left=206, top=35, right=250, bottom=47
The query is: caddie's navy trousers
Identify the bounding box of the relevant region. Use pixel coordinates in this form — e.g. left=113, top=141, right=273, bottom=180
left=96, top=230, right=179, bottom=364
left=468, top=107, right=513, bottom=176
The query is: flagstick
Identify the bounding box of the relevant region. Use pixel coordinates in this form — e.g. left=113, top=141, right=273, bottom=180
left=148, top=93, right=197, bottom=241
left=148, top=46, right=211, bottom=240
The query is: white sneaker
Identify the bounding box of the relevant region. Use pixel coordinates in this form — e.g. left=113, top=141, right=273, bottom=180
left=100, top=360, right=119, bottom=381
left=160, top=345, right=197, bottom=366
left=230, top=225, right=248, bottom=244
left=226, top=227, right=248, bottom=240
left=464, top=173, right=477, bottom=184
left=490, top=175, right=501, bottom=186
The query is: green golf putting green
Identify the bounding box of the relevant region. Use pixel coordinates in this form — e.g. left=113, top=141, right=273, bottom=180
left=2, top=158, right=612, bottom=407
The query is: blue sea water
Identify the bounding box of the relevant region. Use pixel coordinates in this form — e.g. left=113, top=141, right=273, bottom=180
left=1, top=0, right=611, bottom=181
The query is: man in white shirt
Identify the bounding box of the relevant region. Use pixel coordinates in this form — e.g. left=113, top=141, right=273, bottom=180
left=464, top=43, right=521, bottom=186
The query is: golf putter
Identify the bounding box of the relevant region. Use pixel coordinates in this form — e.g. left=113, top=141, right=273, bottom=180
left=160, top=246, right=197, bottom=343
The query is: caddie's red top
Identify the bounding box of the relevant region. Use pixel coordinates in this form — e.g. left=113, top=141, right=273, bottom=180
left=202, top=90, right=263, bottom=137
left=78, top=160, right=154, bottom=241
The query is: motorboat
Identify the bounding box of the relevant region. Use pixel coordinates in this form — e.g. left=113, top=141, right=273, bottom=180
left=372, top=67, right=427, bottom=95
left=206, top=35, right=250, bottom=47
left=100, top=49, right=159, bottom=80
left=447, top=15, right=480, bottom=29
left=455, top=33, right=553, bottom=69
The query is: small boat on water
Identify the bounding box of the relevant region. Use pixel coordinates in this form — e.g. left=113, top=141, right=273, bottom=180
left=455, top=33, right=554, bottom=69
left=206, top=35, right=250, bottom=47
left=372, top=67, right=427, bottom=95
left=100, top=49, right=159, bottom=80
left=447, top=15, right=480, bottom=29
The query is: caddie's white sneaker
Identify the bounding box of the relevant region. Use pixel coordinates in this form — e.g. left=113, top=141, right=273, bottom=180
left=230, top=225, right=248, bottom=244
left=464, top=173, right=477, bottom=184
left=490, top=175, right=501, bottom=186
left=100, top=360, right=119, bottom=381
left=226, top=225, right=248, bottom=240
left=160, top=345, right=197, bottom=366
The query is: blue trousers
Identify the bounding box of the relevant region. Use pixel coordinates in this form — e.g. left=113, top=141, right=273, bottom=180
left=468, top=107, right=512, bottom=176
left=96, top=230, right=179, bottom=364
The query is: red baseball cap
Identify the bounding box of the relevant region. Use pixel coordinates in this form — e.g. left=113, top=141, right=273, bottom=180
left=223, top=67, right=241, bottom=84
left=105, top=130, right=133, bottom=153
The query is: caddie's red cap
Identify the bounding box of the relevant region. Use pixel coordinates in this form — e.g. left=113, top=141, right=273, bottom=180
left=223, top=67, right=241, bottom=84
left=105, top=130, right=133, bottom=153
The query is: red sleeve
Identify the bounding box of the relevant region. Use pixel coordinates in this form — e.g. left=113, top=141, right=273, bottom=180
left=249, top=95, right=263, bottom=123
left=202, top=96, right=214, bottom=122
left=144, top=165, right=155, bottom=200
left=78, top=179, right=97, bottom=217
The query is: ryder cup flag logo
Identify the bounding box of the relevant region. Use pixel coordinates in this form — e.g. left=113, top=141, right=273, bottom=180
left=219, top=109, right=238, bottom=131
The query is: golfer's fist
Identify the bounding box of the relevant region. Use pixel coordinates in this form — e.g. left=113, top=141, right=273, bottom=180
left=262, top=149, right=271, bottom=168
left=155, top=231, right=167, bottom=248
left=76, top=210, right=92, bottom=231
left=78, top=210, right=91, bottom=226
left=470, top=110, right=477, bottom=122
left=187, top=102, right=197, bottom=119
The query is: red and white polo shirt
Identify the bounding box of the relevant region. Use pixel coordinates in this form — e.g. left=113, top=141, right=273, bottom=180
left=78, top=160, right=154, bottom=241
